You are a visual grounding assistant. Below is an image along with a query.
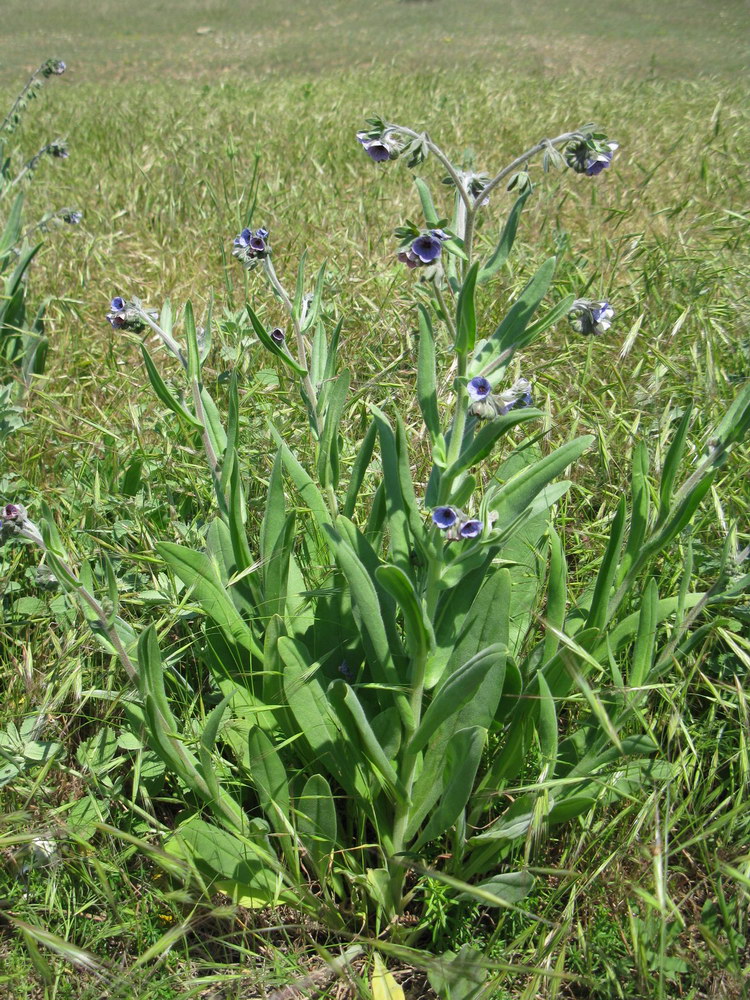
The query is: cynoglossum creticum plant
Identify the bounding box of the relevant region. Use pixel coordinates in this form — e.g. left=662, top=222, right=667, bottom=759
left=0, top=59, right=82, bottom=404
left=8, top=118, right=750, bottom=942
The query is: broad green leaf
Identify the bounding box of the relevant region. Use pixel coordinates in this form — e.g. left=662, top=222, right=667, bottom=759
left=409, top=645, right=505, bottom=755
left=458, top=870, right=535, bottom=908
left=156, top=542, right=263, bottom=659
left=413, top=725, right=486, bottom=848
left=296, top=773, right=340, bottom=887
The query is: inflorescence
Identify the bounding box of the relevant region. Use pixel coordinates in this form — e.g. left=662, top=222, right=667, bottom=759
left=232, top=227, right=269, bottom=270
left=467, top=376, right=534, bottom=420
left=431, top=506, right=484, bottom=542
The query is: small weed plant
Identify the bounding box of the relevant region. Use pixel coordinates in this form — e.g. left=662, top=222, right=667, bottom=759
left=3, top=110, right=749, bottom=990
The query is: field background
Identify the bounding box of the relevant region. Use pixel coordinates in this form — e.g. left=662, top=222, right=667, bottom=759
left=1, top=1, right=749, bottom=998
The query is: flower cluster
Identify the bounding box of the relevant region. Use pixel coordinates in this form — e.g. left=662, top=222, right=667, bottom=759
left=232, top=227, right=269, bottom=270
left=431, top=506, right=484, bottom=542
left=565, top=132, right=619, bottom=176
left=445, top=169, right=491, bottom=205
left=106, top=297, right=157, bottom=332
left=62, top=210, right=82, bottom=225
left=47, top=139, right=69, bottom=160
left=356, top=130, right=400, bottom=163
left=567, top=299, right=615, bottom=336
left=41, top=59, right=66, bottom=77
left=467, top=376, right=534, bottom=420
left=0, top=503, right=44, bottom=548
left=398, top=229, right=450, bottom=270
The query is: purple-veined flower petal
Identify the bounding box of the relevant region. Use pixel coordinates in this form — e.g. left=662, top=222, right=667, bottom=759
left=432, top=506, right=459, bottom=530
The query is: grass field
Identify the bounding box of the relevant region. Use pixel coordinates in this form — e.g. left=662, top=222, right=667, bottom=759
left=1, top=2, right=750, bottom=998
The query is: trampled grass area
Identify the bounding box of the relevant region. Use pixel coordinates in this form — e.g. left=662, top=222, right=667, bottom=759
left=1, top=3, right=750, bottom=998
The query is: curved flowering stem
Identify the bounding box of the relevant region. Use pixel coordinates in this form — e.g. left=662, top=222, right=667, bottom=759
left=462, top=131, right=580, bottom=265
left=383, top=124, right=472, bottom=216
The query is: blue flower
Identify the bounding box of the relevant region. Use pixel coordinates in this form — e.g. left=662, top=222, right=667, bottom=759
left=432, top=506, right=459, bottom=530
left=568, top=299, right=615, bottom=336
left=356, top=131, right=394, bottom=162
left=459, top=519, right=483, bottom=539
left=63, top=210, right=82, bottom=224
left=270, top=328, right=285, bottom=344
left=232, top=227, right=270, bottom=270
left=411, top=233, right=443, bottom=264
left=467, top=376, right=492, bottom=403
left=110, top=296, right=125, bottom=311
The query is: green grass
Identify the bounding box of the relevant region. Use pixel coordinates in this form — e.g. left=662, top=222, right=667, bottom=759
left=1, top=3, right=750, bottom=997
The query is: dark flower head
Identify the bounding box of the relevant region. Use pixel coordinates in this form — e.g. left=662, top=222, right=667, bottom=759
left=568, top=299, right=614, bottom=336
left=432, top=506, right=459, bottom=530
left=3, top=503, right=21, bottom=520
left=356, top=131, right=394, bottom=162
left=338, top=660, right=355, bottom=682
left=63, top=210, right=82, bottom=224
left=398, top=250, right=419, bottom=270
left=411, top=232, right=443, bottom=264
left=566, top=135, right=618, bottom=175
left=459, top=519, right=483, bottom=539
left=467, top=376, right=492, bottom=403
left=232, top=226, right=270, bottom=270
left=42, top=59, right=66, bottom=77
left=48, top=140, right=69, bottom=159
left=270, top=328, right=285, bottom=344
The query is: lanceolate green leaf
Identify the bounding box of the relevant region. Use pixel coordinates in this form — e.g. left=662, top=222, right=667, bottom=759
left=269, top=425, right=332, bottom=528
left=657, top=406, right=692, bottom=523
left=246, top=301, right=307, bottom=375
left=343, top=418, right=378, bottom=519
left=417, top=304, right=440, bottom=441
left=375, top=564, right=434, bottom=665
left=630, top=578, right=658, bottom=689
left=297, top=773, right=341, bottom=888
left=414, top=177, right=440, bottom=228
left=317, top=368, right=350, bottom=490
left=140, top=345, right=203, bottom=428
left=184, top=300, right=201, bottom=380
left=323, top=522, right=412, bottom=728
left=454, top=261, right=480, bottom=355
left=478, top=189, right=531, bottom=284
left=444, top=409, right=540, bottom=483
left=584, top=496, right=627, bottom=634
left=328, top=680, right=409, bottom=805
left=469, top=256, right=556, bottom=377
left=409, top=645, right=505, bottom=755
left=156, top=542, right=263, bottom=659
left=413, top=726, right=486, bottom=848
